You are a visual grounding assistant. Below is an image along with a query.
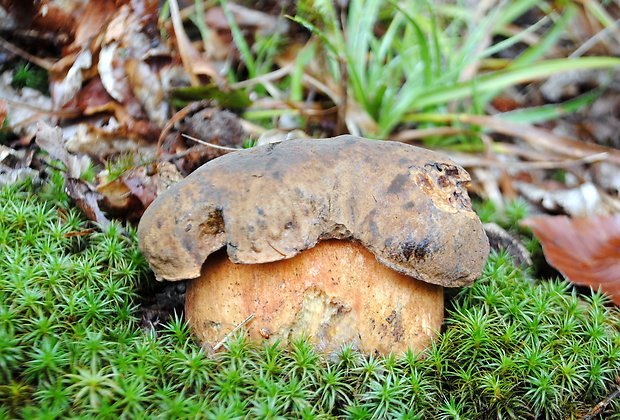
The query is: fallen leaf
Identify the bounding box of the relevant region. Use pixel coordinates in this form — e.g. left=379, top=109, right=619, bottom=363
left=125, top=58, right=169, bottom=127
left=515, top=181, right=603, bottom=217
left=592, top=162, right=620, bottom=195
left=98, top=42, right=127, bottom=103
left=62, top=117, right=156, bottom=159
left=0, top=0, right=77, bottom=35
left=522, top=214, right=620, bottom=304
left=63, top=229, right=96, bottom=238
left=255, top=129, right=308, bottom=146
left=64, top=177, right=112, bottom=229
left=35, top=122, right=91, bottom=179
left=50, top=49, right=92, bottom=109
left=71, top=77, right=114, bottom=113
left=0, top=144, right=39, bottom=185
left=169, top=0, right=220, bottom=85
left=458, top=114, right=620, bottom=165
left=98, top=166, right=157, bottom=221
left=70, top=0, right=119, bottom=52
left=0, top=72, right=52, bottom=136
left=540, top=69, right=619, bottom=102
left=205, top=4, right=285, bottom=34
left=0, top=165, right=39, bottom=185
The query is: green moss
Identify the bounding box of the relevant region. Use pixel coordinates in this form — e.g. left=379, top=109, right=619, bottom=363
left=0, top=175, right=619, bottom=418
left=11, top=62, right=49, bottom=94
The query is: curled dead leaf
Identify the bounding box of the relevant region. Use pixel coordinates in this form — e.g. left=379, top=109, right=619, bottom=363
left=522, top=214, right=620, bottom=305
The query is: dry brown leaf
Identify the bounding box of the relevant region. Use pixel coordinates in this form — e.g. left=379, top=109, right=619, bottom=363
left=70, top=0, right=120, bottom=52
left=0, top=0, right=78, bottom=37
left=62, top=117, right=156, bottom=159
left=169, top=0, right=220, bottom=86
left=205, top=4, right=284, bottom=34
left=98, top=166, right=157, bottom=221
left=70, top=77, right=114, bottom=113
left=522, top=214, right=620, bottom=305
left=98, top=42, right=128, bottom=103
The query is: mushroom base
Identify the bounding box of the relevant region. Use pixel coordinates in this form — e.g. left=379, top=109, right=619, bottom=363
left=185, top=240, right=444, bottom=355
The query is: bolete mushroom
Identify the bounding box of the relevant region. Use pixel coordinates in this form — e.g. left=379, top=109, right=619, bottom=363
left=138, top=136, right=489, bottom=354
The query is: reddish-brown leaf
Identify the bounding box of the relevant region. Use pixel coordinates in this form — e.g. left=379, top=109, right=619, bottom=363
left=522, top=214, right=620, bottom=304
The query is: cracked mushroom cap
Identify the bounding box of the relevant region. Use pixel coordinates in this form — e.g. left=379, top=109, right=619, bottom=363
left=138, top=136, right=489, bottom=287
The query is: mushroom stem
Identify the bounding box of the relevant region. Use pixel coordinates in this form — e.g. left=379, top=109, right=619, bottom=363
left=185, top=240, right=444, bottom=355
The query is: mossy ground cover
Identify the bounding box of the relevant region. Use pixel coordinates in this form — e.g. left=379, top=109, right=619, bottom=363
left=0, top=175, right=619, bottom=418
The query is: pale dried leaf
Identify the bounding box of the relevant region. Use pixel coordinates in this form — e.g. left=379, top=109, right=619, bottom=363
left=63, top=118, right=155, bottom=159
left=98, top=43, right=127, bottom=103
left=51, top=49, right=92, bottom=109
left=0, top=72, right=52, bottom=136
left=35, top=122, right=91, bottom=179
left=592, top=162, right=620, bottom=195
left=0, top=165, right=39, bottom=186
left=71, top=0, right=118, bottom=50
left=125, top=59, right=169, bottom=127
left=515, top=181, right=603, bottom=217
left=255, top=129, right=308, bottom=146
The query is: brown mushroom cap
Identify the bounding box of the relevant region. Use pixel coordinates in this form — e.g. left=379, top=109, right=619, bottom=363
left=138, top=135, right=489, bottom=287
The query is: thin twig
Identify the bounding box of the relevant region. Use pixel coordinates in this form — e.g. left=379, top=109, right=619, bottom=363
left=182, top=133, right=244, bottom=151
left=231, top=65, right=292, bottom=89
left=156, top=101, right=206, bottom=157
left=0, top=97, right=80, bottom=118
left=0, top=35, right=55, bottom=71
left=571, top=19, right=620, bottom=58
left=452, top=152, right=609, bottom=170
left=581, top=385, right=620, bottom=420
left=212, top=313, right=256, bottom=351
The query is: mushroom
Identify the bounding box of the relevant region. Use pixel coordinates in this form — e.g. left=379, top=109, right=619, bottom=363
left=138, top=136, right=489, bottom=354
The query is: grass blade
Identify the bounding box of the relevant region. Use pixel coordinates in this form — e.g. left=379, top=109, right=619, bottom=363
left=220, top=0, right=256, bottom=78
left=412, top=57, right=620, bottom=109
left=495, top=89, right=602, bottom=124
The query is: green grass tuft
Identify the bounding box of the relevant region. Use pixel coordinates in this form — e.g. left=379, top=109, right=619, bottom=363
left=0, top=175, right=618, bottom=418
